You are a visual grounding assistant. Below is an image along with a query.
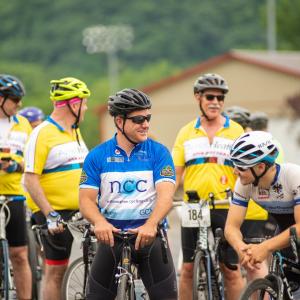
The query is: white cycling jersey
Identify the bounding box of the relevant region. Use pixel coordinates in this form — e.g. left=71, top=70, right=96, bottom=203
left=232, top=163, right=300, bottom=215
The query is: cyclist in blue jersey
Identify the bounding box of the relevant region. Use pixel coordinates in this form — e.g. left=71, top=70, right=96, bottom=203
left=79, top=88, right=178, bottom=300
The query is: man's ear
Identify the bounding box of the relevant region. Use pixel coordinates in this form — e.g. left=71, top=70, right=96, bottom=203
left=258, top=163, right=266, bottom=172
left=115, top=115, right=124, bottom=127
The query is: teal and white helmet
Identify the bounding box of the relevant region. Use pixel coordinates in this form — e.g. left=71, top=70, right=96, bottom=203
left=230, top=131, right=279, bottom=167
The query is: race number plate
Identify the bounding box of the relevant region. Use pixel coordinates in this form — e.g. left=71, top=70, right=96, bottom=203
left=181, top=202, right=211, bottom=228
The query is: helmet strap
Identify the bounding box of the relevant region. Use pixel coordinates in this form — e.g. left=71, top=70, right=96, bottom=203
left=199, top=101, right=214, bottom=122
left=114, top=116, right=138, bottom=146
left=67, top=100, right=83, bottom=146
left=250, top=163, right=271, bottom=187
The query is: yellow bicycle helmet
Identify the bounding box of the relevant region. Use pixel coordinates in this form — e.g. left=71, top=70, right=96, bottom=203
left=50, top=77, right=91, bottom=101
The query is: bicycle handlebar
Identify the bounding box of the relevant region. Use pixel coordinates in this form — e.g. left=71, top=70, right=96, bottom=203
left=173, top=189, right=232, bottom=208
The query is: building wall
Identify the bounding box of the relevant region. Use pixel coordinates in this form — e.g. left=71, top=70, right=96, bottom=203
left=101, top=60, right=300, bottom=151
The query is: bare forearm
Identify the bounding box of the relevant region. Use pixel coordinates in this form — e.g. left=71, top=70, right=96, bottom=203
left=146, top=196, right=172, bottom=226
left=24, top=173, right=52, bottom=216
left=79, top=194, right=105, bottom=226
left=225, top=224, right=245, bottom=252
left=265, top=224, right=299, bottom=253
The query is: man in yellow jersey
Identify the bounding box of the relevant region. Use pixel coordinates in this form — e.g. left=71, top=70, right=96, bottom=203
left=24, top=77, right=90, bottom=300
left=0, top=74, right=32, bottom=299
left=172, top=73, right=244, bottom=300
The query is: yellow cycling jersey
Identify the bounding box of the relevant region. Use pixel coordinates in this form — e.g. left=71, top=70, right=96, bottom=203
left=172, top=116, right=243, bottom=209
left=0, top=115, right=32, bottom=195
left=24, top=117, right=88, bottom=212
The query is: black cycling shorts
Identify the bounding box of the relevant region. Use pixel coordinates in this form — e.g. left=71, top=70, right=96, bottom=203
left=5, top=200, right=27, bottom=247
left=86, top=233, right=178, bottom=300
left=181, top=209, right=274, bottom=264
left=32, top=210, right=75, bottom=264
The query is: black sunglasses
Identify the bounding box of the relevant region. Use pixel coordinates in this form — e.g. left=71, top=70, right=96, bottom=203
left=203, top=94, right=225, bottom=101
left=9, top=96, right=22, bottom=103
left=126, top=114, right=151, bottom=124
left=235, top=166, right=249, bottom=172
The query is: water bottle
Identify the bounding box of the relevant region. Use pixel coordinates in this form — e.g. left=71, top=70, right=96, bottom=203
left=134, top=279, right=146, bottom=300
left=9, top=289, right=17, bottom=299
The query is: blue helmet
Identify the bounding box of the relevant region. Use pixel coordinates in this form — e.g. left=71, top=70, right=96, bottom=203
left=0, top=74, right=25, bottom=100
left=19, top=106, right=45, bottom=123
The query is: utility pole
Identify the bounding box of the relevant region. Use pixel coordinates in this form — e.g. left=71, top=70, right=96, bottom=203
left=267, top=0, right=277, bottom=52
left=82, top=25, right=134, bottom=94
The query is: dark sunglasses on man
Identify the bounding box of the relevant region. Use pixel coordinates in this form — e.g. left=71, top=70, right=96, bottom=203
left=203, top=94, right=225, bottom=101
left=126, top=114, right=151, bottom=124
left=8, top=95, right=22, bottom=103
left=235, top=165, right=249, bottom=172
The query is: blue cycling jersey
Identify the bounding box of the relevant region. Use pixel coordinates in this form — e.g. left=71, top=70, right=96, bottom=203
left=80, top=135, right=175, bottom=230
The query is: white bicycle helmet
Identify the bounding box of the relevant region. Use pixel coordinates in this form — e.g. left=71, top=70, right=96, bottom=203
left=230, top=131, right=279, bottom=167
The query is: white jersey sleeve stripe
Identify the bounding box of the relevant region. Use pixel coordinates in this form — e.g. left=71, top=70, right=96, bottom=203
left=24, top=122, right=48, bottom=173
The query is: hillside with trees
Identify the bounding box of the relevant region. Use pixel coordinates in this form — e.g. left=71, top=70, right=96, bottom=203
left=1, top=0, right=299, bottom=146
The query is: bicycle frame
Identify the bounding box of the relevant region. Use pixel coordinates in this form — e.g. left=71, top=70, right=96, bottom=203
left=0, top=196, right=16, bottom=299
left=115, top=233, right=134, bottom=288
left=193, top=201, right=225, bottom=300
left=264, top=251, right=300, bottom=300
left=186, top=190, right=232, bottom=300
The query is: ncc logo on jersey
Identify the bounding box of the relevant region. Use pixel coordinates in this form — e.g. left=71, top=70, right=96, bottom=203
left=109, top=178, right=148, bottom=195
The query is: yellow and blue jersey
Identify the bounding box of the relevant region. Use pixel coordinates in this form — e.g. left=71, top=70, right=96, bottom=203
left=172, top=116, right=243, bottom=209
left=24, top=117, right=88, bottom=212
left=0, top=115, right=31, bottom=196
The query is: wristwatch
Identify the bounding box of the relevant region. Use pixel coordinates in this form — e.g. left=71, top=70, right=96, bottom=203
left=47, top=211, right=59, bottom=219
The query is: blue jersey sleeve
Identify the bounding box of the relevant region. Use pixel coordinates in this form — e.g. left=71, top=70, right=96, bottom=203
left=152, top=143, right=176, bottom=185
left=79, top=150, right=101, bottom=190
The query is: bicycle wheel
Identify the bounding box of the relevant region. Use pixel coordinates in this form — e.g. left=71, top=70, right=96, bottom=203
left=27, top=223, right=42, bottom=300
left=239, top=278, right=279, bottom=300
left=116, top=275, right=135, bottom=300
left=193, top=251, right=210, bottom=300
left=0, top=239, right=10, bottom=300
left=61, top=257, right=89, bottom=300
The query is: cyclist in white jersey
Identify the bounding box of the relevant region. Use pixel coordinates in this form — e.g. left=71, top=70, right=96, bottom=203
left=225, top=131, right=300, bottom=273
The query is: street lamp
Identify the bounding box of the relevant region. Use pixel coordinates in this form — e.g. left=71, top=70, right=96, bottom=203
left=82, top=25, right=134, bottom=94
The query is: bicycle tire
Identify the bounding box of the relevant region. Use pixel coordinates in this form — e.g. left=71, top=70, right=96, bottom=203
left=239, top=278, right=280, bottom=300
left=0, top=239, right=10, bottom=300
left=193, top=251, right=210, bottom=300
left=61, top=257, right=89, bottom=300
left=116, top=275, right=135, bottom=300
left=27, top=223, right=42, bottom=300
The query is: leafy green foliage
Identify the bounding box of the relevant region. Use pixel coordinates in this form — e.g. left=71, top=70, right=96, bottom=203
left=277, top=0, right=300, bottom=49
left=1, top=0, right=299, bottom=145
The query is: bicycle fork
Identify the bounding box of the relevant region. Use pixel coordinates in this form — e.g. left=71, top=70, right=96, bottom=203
left=115, top=245, right=133, bottom=285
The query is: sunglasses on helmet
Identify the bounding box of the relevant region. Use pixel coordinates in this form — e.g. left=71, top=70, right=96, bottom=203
left=126, top=114, right=151, bottom=124
left=203, top=94, right=225, bottom=101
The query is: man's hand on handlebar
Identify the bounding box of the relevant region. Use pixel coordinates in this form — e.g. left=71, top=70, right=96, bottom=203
left=129, top=222, right=157, bottom=250
left=94, top=219, right=120, bottom=247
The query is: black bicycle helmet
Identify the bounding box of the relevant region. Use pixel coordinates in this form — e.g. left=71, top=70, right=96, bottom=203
left=225, top=106, right=251, bottom=129
left=0, top=74, right=25, bottom=99
left=194, top=73, right=229, bottom=94
left=108, top=88, right=152, bottom=117
left=249, top=112, right=268, bottom=130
